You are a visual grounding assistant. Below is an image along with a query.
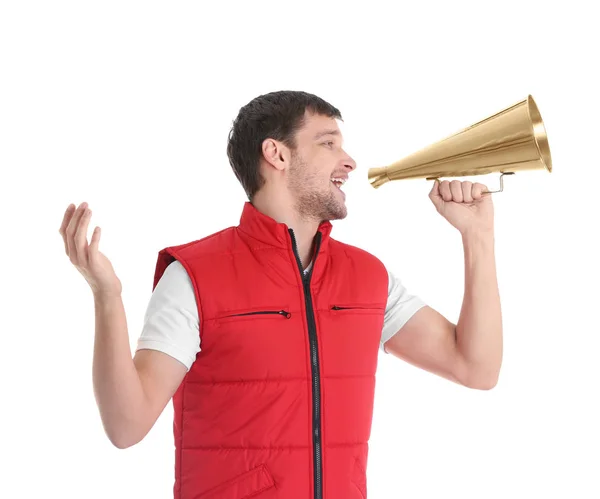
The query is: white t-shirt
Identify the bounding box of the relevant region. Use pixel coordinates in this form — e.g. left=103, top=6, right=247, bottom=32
left=136, top=260, right=427, bottom=371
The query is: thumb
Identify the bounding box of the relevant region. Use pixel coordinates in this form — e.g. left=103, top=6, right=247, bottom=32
left=89, top=226, right=101, bottom=254
left=429, top=179, right=444, bottom=211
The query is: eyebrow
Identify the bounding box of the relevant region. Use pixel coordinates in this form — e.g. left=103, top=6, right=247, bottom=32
left=313, top=129, right=341, bottom=141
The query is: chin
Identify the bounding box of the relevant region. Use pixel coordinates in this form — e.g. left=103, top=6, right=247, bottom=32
left=296, top=190, right=347, bottom=222
left=326, top=203, right=348, bottom=221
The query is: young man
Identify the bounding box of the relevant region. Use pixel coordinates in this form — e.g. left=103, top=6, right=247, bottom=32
left=59, top=90, right=502, bottom=498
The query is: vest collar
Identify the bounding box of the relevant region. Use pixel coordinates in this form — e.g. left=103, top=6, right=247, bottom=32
left=237, top=201, right=333, bottom=251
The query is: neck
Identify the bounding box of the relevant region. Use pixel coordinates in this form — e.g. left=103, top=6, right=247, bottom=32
left=252, top=190, right=320, bottom=270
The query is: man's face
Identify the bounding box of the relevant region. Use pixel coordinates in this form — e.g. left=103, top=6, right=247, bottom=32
left=287, top=112, right=357, bottom=222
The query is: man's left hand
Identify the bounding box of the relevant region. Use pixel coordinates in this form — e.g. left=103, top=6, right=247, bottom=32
left=429, top=179, right=494, bottom=235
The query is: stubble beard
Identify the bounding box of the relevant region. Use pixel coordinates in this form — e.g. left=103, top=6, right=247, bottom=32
left=288, top=152, right=347, bottom=223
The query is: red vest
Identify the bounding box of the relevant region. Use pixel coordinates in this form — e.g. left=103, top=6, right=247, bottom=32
left=152, top=202, right=388, bottom=499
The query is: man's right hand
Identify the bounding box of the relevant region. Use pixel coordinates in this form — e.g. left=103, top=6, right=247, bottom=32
left=59, top=202, right=123, bottom=297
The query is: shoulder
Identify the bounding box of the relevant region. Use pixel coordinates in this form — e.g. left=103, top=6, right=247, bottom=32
left=152, top=226, right=237, bottom=290
left=156, top=258, right=190, bottom=285
left=329, top=238, right=387, bottom=271
left=151, top=260, right=196, bottom=310
left=329, top=239, right=384, bottom=266
left=163, top=226, right=238, bottom=260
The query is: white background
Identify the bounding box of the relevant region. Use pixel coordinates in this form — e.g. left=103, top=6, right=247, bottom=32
left=2, top=1, right=599, bottom=498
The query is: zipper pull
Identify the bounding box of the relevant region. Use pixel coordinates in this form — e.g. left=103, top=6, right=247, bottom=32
left=280, top=310, right=292, bottom=319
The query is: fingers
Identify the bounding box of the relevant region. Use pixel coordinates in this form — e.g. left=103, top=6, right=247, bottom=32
left=59, top=204, right=76, bottom=254
left=436, top=180, right=488, bottom=203
left=89, top=226, right=101, bottom=258
left=74, top=207, right=92, bottom=265
left=439, top=180, right=453, bottom=202
left=472, top=182, right=487, bottom=200
left=62, top=202, right=88, bottom=265
left=461, top=181, right=473, bottom=203
left=449, top=180, right=463, bottom=202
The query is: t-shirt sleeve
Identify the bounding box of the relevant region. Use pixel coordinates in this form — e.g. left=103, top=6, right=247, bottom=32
left=380, top=269, right=427, bottom=353
left=135, top=260, right=201, bottom=371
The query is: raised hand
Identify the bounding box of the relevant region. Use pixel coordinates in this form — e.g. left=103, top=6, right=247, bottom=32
left=429, top=180, right=495, bottom=236
left=59, top=202, right=122, bottom=297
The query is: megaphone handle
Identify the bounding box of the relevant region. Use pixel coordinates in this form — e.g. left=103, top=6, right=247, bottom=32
left=482, top=172, right=515, bottom=194
left=428, top=172, right=515, bottom=194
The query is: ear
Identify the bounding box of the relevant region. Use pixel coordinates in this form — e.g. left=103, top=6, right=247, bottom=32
left=262, top=138, right=290, bottom=173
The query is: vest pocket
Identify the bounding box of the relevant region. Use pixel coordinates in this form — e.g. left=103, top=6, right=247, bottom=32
left=214, top=308, right=292, bottom=322
left=224, top=310, right=291, bottom=319
left=195, top=464, right=275, bottom=499
left=330, top=303, right=384, bottom=315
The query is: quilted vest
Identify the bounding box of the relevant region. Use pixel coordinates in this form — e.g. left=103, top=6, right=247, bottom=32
left=152, top=202, right=389, bottom=499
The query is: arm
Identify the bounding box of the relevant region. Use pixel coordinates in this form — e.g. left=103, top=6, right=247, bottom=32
left=60, top=202, right=188, bottom=449
left=93, top=292, right=188, bottom=448
left=384, top=180, right=503, bottom=390
left=455, top=230, right=502, bottom=387
left=384, top=231, right=502, bottom=389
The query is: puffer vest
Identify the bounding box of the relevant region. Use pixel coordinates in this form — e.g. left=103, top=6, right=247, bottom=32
left=152, top=202, right=389, bottom=499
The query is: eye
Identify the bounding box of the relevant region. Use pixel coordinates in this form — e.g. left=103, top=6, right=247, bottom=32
left=323, top=141, right=335, bottom=148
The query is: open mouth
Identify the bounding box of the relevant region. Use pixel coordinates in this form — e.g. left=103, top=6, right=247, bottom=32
left=330, top=177, right=347, bottom=199
left=331, top=178, right=346, bottom=190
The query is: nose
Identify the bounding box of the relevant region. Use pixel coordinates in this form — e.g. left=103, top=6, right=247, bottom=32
left=343, top=151, right=357, bottom=172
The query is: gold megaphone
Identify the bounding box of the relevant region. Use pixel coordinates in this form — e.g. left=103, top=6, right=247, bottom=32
left=368, top=95, right=552, bottom=193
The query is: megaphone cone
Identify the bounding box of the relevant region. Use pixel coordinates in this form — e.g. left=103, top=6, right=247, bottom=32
left=368, top=95, right=552, bottom=192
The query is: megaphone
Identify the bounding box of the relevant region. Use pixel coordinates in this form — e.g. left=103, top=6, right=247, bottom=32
left=368, top=95, right=552, bottom=193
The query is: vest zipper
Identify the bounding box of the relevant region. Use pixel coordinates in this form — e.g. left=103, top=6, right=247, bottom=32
left=288, top=228, right=323, bottom=499
left=224, top=310, right=291, bottom=319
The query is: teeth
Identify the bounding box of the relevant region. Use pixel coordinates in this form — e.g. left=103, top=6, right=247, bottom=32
left=331, top=178, right=346, bottom=185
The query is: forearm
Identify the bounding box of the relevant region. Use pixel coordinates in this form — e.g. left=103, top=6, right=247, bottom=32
left=456, top=230, right=503, bottom=388
left=92, top=292, right=148, bottom=448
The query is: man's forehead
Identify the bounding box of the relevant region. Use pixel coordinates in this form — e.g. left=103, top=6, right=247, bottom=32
left=301, top=113, right=344, bottom=140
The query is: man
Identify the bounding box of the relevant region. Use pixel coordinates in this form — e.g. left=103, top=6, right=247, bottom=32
left=59, top=90, right=502, bottom=498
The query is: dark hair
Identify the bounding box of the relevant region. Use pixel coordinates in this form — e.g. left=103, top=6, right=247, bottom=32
left=226, top=90, right=342, bottom=200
